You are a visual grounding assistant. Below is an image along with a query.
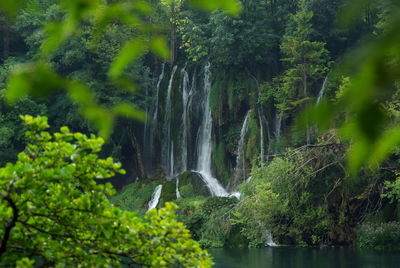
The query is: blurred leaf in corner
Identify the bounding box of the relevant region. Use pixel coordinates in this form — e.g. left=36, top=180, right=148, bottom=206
left=307, top=0, right=400, bottom=174
left=0, top=0, right=26, bottom=16
left=6, top=62, right=63, bottom=103
left=150, top=36, right=170, bottom=60
left=108, top=40, right=146, bottom=80
left=188, top=0, right=241, bottom=15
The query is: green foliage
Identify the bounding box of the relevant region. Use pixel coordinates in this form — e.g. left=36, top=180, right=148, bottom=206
left=175, top=196, right=242, bottom=248
left=308, top=0, right=400, bottom=174
left=213, top=141, right=231, bottom=184
left=178, top=171, right=211, bottom=198
left=111, top=181, right=160, bottom=215
left=0, top=116, right=212, bottom=267
left=234, top=148, right=336, bottom=246
left=0, top=0, right=240, bottom=139
left=357, top=222, right=400, bottom=250
left=277, top=0, right=329, bottom=115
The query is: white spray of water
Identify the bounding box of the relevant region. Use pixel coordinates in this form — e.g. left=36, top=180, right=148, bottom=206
left=180, top=68, right=192, bottom=173
left=265, top=231, right=277, bottom=247
left=176, top=177, right=181, bottom=199
left=258, top=109, right=265, bottom=166
left=195, top=63, right=229, bottom=197
left=148, top=185, right=163, bottom=211
left=275, top=115, right=282, bottom=140
left=232, top=111, right=251, bottom=187
left=162, top=65, right=178, bottom=178
left=316, top=74, right=329, bottom=104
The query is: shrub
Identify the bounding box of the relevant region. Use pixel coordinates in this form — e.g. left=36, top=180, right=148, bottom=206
left=357, top=222, right=400, bottom=250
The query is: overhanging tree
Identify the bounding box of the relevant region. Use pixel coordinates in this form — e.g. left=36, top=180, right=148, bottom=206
left=0, top=116, right=211, bottom=267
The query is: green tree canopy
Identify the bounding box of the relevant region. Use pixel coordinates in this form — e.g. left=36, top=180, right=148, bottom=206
left=0, top=116, right=211, bottom=267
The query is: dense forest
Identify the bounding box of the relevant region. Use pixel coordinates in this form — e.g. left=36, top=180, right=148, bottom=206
left=1, top=0, right=400, bottom=266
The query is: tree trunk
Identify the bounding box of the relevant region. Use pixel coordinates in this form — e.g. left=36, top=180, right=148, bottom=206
left=128, top=126, right=147, bottom=181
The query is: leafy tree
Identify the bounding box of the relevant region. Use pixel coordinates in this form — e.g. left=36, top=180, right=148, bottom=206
left=278, top=0, right=329, bottom=143
left=0, top=116, right=211, bottom=267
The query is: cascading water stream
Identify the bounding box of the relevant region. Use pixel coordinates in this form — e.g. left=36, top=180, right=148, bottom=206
left=258, top=108, right=265, bottom=166
left=317, top=74, right=329, bottom=104
left=148, top=185, right=163, bottom=211
left=265, top=231, right=277, bottom=247
left=195, top=63, right=229, bottom=197
left=176, top=177, right=181, bottom=199
left=179, top=67, right=191, bottom=173
left=153, top=64, right=165, bottom=124
left=162, top=65, right=178, bottom=179
left=275, top=115, right=282, bottom=140
left=147, top=63, right=165, bottom=169
left=232, top=111, right=251, bottom=187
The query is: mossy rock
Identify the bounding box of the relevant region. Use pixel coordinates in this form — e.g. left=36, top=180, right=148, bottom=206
left=159, top=180, right=177, bottom=205
left=111, top=181, right=160, bottom=216
left=178, top=171, right=212, bottom=198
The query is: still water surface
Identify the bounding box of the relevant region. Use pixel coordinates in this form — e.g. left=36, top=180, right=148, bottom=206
left=208, top=247, right=400, bottom=268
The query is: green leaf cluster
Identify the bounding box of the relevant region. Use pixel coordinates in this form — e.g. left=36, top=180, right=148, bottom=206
left=0, top=116, right=211, bottom=267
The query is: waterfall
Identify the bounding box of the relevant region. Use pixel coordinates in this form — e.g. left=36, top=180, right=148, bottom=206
left=265, top=231, right=277, bottom=247
left=232, top=111, right=251, bottom=186
left=162, top=65, right=178, bottom=178
left=316, top=74, right=329, bottom=104
left=275, top=115, right=282, bottom=140
left=147, top=63, right=165, bottom=171
left=170, top=141, right=174, bottom=178
left=176, top=177, right=181, bottom=199
left=153, top=64, right=165, bottom=124
left=195, top=63, right=229, bottom=197
left=148, top=184, right=163, bottom=211
left=258, top=108, right=265, bottom=166
left=179, top=67, right=191, bottom=173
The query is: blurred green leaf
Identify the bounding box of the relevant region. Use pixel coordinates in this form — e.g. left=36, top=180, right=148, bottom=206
left=150, top=36, right=170, bottom=60
left=108, top=40, right=146, bottom=79
left=369, top=127, right=400, bottom=167
left=0, top=0, right=26, bottom=16
left=112, top=103, right=146, bottom=121
left=188, top=0, right=241, bottom=15
left=41, top=19, right=78, bottom=56
left=6, top=62, right=63, bottom=103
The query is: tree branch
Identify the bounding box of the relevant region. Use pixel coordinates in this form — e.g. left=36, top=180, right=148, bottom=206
left=0, top=193, right=19, bottom=256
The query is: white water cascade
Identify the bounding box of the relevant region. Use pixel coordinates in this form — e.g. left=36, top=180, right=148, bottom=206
left=265, top=231, right=277, bottom=247
left=316, top=74, right=329, bottom=104
left=176, top=177, right=181, bottom=199
left=275, top=115, right=282, bottom=140
left=162, top=65, right=178, bottom=178
left=148, top=185, right=163, bottom=211
left=195, top=63, right=229, bottom=197
left=152, top=63, right=165, bottom=125
left=258, top=108, right=265, bottom=166
left=179, top=67, right=192, bottom=173
left=147, top=64, right=165, bottom=166
left=232, top=111, right=251, bottom=187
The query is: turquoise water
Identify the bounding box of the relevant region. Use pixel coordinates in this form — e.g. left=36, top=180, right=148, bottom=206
left=208, top=247, right=400, bottom=268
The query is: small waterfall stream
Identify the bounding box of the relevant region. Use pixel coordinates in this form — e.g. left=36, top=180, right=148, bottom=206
left=195, top=63, right=229, bottom=197
left=266, top=231, right=277, bottom=247
left=232, top=111, right=251, bottom=187
left=176, top=177, right=181, bottom=199
left=162, top=65, right=178, bottom=179
left=179, top=67, right=191, bottom=173
left=148, top=185, right=163, bottom=211
left=258, top=108, right=265, bottom=166
left=316, top=74, right=329, bottom=104
left=145, top=63, right=165, bottom=174
left=275, top=115, right=282, bottom=141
